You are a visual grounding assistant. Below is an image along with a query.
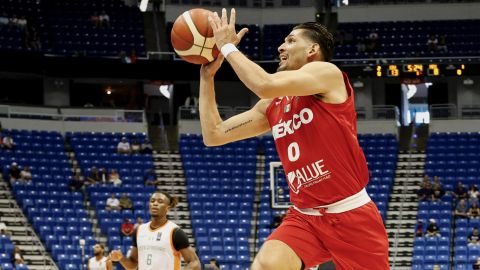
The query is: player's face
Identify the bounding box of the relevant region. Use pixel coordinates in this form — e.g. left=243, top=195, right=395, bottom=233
left=149, top=193, right=170, bottom=218
left=277, top=29, right=314, bottom=72
left=93, top=244, right=103, bottom=256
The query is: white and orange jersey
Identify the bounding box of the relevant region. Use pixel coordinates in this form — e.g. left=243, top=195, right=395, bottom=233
left=88, top=256, right=108, bottom=270
left=136, top=221, right=181, bottom=270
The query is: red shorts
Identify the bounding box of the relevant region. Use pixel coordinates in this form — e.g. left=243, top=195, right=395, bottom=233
left=267, top=201, right=390, bottom=270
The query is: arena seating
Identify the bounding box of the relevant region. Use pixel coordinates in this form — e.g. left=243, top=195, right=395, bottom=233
left=69, top=132, right=154, bottom=256
left=4, top=130, right=92, bottom=270
left=0, top=0, right=146, bottom=56
left=412, top=132, right=480, bottom=270
left=256, top=134, right=397, bottom=247
left=0, top=234, right=15, bottom=269
left=180, top=134, right=258, bottom=269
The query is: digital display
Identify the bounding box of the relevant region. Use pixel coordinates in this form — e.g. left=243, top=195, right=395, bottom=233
left=374, top=64, right=467, bottom=77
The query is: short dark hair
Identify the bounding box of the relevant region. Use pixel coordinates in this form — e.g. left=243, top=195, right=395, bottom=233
left=293, top=22, right=335, bottom=62
left=153, top=191, right=179, bottom=208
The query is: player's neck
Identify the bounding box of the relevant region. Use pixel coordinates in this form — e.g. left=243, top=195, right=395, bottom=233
left=150, top=216, right=168, bottom=229
left=95, top=255, right=103, bottom=261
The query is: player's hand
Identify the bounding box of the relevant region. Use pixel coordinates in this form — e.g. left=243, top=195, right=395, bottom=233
left=201, top=21, right=248, bottom=78
left=109, top=250, right=123, bottom=262
left=208, top=8, right=248, bottom=50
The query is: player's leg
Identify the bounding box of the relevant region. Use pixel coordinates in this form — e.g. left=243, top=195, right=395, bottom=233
left=252, top=209, right=332, bottom=270
left=251, top=240, right=302, bottom=270
left=319, top=201, right=390, bottom=270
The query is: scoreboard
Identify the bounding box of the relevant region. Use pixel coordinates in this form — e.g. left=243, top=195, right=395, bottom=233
left=375, top=63, right=467, bottom=77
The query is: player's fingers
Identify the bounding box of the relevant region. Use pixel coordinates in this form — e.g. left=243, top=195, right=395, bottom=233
left=221, top=8, right=228, bottom=26
left=229, top=8, right=236, bottom=26
left=213, top=12, right=221, bottom=28
left=208, top=15, right=217, bottom=31
left=237, top=27, right=249, bottom=41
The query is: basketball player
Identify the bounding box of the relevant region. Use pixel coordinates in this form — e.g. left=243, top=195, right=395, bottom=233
left=88, top=244, right=112, bottom=270
left=109, top=191, right=200, bottom=270
left=199, top=8, right=389, bottom=270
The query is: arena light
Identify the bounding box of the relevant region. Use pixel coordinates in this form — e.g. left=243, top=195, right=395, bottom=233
left=139, top=0, right=149, bottom=12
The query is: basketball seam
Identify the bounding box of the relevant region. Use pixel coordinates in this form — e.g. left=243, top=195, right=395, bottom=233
left=198, top=14, right=210, bottom=57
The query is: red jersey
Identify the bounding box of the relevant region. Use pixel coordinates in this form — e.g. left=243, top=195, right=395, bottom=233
left=265, top=72, right=369, bottom=208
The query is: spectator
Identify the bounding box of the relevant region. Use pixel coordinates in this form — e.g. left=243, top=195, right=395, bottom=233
left=131, top=139, right=141, bottom=154
left=3, top=133, right=15, bottom=150
left=432, top=265, right=440, bottom=270
left=415, top=220, right=424, bottom=237
left=130, top=49, right=137, bottom=64
left=141, top=139, right=153, bottom=154
left=69, top=172, right=85, bottom=192
left=12, top=246, right=25, bottom=265
left=208, top=258, right=220, bottom=270
left=119, top=51, right=131, bottom=64
left=469, top=185, right=479, bottom=205
left=120, top=218, right=134, bottom=237
left=99, top=11, right=110, bottom=28
left=19, top=166, right=32, bottom=182
left=8, top=162, right=21, bottom=183
left=427, top=34, right=438, bottom=52
left=106, top=194, right=121, bottom=211
left=422, top=174, right=430, bottom=184
left=9, top=15, right=19, bottom=27
left=0, top=221, right=11, bottom=236
left=0, top=13, right=9, bottom=25
left=469, top=228, right=480, bottom=246
left=432, top=176, right=441, bottom=187
left=100, top=167, right=108, bottom=184
left=438, top=35, right=448, bottom=53
left=134, top=217, right=143, bottom=229
left=86, top=166, right=100, bottom=185
left=455, top=199, right=469, bottom=219
left=454, top=182, right=468, bottom=200
left=17, top=16, right=27, bottom=29
left=119, top=193, right=133, bottom=210
left=90, top=12, right=100, bottom=27
left=417, top=181, right=433, bottom=201
left=426, top=219, right=440, bottom=238
left=356, top=38, right=366, bottom=53
left=474, top=257, right=480, bottom=270
left=432, top=183, right=444, bottom=201
left=108, top=169, right=122, bottom=186
left=469, top=203, right=480, bottom=219
left=25, top=25, right=41, bottom=51
left=366, top=29, right=379, bottom=53
left=117, top=137, right=131, bottom=154
left=144, top=168, right=160, bottom=186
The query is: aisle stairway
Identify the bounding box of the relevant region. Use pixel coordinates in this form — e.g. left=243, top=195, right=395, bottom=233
left=153, top=151, right=193, bottom=242
left=0, top=178, right=58, bottom=270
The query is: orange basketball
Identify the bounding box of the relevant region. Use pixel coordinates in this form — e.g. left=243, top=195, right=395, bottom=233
left=171, top=9, right=220, bottom=65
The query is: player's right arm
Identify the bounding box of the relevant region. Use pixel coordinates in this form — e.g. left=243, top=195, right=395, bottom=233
left=109, top=247, right=138, bottom=270
left=199, top=53, right=271, bottom=147
left=199, top=26, right=269, bottom=147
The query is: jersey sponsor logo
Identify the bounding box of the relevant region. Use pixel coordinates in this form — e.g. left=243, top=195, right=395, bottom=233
left=286, top=159, right=331, bottom=194
left=272, top=108, right=314, bottom=140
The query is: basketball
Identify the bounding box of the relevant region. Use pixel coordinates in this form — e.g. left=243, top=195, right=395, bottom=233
left=171, top=8, right=220, bottom=65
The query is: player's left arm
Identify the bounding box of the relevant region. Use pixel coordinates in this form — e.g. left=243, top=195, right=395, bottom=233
left=173, top=228, right=201, bottom=270
left=180, top=247, right=201, bottom=270
left=229, top=59, right=343, bottom=98
left=208, top=8, right=344, bottom=99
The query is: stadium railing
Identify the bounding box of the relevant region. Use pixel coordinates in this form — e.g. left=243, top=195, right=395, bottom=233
left=430, top=104, right=480, bottom=120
